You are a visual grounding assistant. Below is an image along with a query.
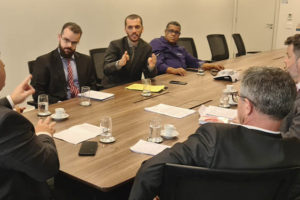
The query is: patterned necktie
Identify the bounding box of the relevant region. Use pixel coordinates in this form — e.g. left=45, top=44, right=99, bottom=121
left=67, top=59, right=79, bottom=98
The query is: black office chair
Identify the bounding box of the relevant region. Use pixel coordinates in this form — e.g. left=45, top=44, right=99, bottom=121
left=177, top=37, right=198, bottom=58
left=160, top=163, right=300, bottom=200
left=89, top=48, right=107, bottom=90
left=27, top=60, right=37, bottom=108
left=232, top=33, right=261, bottom=57
left=207, top=34, right=229, bottom=61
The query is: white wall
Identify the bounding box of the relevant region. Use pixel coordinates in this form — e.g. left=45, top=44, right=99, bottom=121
left=0, top=0, right=235, bottom=97
left=276, top=0, right=300, bottom=49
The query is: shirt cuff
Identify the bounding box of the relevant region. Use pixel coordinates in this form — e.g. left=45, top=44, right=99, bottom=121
left=6, top=95, right=15, bottom=108
left=36, top=132, right=53, bottom=137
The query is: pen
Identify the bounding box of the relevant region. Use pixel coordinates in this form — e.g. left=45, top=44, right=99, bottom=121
left=189, top=99, right=213, bottom=109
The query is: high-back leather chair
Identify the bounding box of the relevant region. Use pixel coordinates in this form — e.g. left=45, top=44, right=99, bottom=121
left=160, top=163, right=300, bottom=200
left=89, top=48, right=107, bottom=90
left=232, top=33, right=260, bottom=57
left=177, top=37, right=198, bottom=58
left=207, top=34, right=229, bottom=61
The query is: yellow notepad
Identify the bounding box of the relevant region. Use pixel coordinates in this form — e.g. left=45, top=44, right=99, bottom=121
left=126, top=84, right=165, bottom=92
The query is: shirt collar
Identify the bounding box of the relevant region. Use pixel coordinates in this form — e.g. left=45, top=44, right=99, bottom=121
left=241, top=124, right=281, bottom=135
left=127, top=37, right=138, bottom=48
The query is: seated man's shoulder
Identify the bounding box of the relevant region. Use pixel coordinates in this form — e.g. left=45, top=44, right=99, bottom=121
left=197, top=123, right=239, bottom=136
left=74, top=51, right=91, bottom=60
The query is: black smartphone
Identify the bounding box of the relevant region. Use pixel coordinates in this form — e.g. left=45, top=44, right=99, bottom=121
left=169, top=80, right=187, bottom=85
left=78, top=141, right=98, bottom=156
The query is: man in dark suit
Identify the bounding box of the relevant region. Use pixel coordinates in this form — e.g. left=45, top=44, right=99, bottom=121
left=32, top=22, right=97, bottom=104
left=0, top=59, right=59, bottom=199
left=102, top=14, right=157, bottom=88
left=281, top=34, right=300, bottom=139
left=129, top=66, right=300, bottom=200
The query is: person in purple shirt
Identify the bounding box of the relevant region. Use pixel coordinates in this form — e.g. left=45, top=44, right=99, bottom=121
left=150, top=21, right=224, bottom=76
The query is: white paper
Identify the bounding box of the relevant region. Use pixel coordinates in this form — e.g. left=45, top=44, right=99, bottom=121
left=198, top=105, right=237, bottom=120
left=79, top=90, right=114, bottom=101
left=54, top=123, right=103, bottom=144
left=130, top=139, right=170, bottom=156
left=145, top=103, right=196, bottom=118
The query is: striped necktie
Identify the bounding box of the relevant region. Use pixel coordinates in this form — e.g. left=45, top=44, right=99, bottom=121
left=67, top=59, right=79, bottom=98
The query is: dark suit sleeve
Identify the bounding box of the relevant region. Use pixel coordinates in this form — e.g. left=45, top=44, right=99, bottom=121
left=0, top=97, right=12, bottom=109
left=128, top=124, right=217, bottom=200
left=32, top=57, right=61, bottom=104
left=103, top=41, right=122, bottom=76
left=281, top=98, right=300, bottom=139
left=0, top=109, right=59, bottom=181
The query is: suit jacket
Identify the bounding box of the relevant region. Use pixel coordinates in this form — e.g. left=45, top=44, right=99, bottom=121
left=0, top=97, right=59, bottom=200
left=281, top=93, right=300, bottom=139
left=102, top=37, right=157, bottom=88
left=32, top=48, right=97, bottom=104
left=129, top=123, right=300, bottom=200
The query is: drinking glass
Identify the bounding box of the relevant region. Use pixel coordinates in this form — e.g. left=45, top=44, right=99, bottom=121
left=99, top=116, right=114, bottom=143
left=37, top=94, right=50, bottom=116
left=142, top=79, right=151, bottom=97
left=197, top=66, right=205, bottom=75
left=80, top=86, right=91, bottom=106
left=147, top=118, right=163, bottom=143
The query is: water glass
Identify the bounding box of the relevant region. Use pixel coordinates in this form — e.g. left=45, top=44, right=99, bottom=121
left=80, top=86, right=91, bottom=106
left=142, top=79, right=151, bottom=97
left=37, top=94, right=49, bottom=116
left=147, top=118, right=163, bottom=143
left=99, top=116, right=114, bottom=143
left=197, top=66, right=205, bottom=75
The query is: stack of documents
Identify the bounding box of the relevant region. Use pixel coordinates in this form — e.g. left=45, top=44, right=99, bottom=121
left=145, top=103, right=196, bottom=118
left=198, top=105, right=237, bottom=124
left=54, top=123, right=102, bottom=144
left=79, top=90, right=114, bottom=101
left=126, top=84, right=165, bottom=93
left=130, top=139, right=170, bottom=156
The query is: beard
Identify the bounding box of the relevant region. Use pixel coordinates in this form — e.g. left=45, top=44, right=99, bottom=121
left=59, top=43, right=75, bottom=58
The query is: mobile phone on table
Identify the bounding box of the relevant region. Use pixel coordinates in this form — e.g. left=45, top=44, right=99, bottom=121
left=169, top=80, right=187, bottom=85
left=78, top=141, right=98, bottom=156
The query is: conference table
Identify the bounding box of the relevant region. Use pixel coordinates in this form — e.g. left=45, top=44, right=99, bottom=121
left=23, top=48, right=286, bottom=192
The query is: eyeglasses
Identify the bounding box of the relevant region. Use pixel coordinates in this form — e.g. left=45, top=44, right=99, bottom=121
left=61, top=37, right=79, bottom=46
left=166, top=29, right=181, bottom=35
left=237, top=93, right=256, bottom=106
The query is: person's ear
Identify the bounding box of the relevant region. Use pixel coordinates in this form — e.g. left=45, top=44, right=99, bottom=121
left=244, top=98, right=254, bottom=117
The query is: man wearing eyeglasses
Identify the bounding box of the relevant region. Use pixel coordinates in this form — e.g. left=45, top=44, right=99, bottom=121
left=129, top=66, right=300, bottom=199
left=150, top=21, right=223, bottom=76
left=31, top=22, right=97, bottom=104
left=281, top=34, right=300, bottom=139
left=102, top=14, right=157, bottom=88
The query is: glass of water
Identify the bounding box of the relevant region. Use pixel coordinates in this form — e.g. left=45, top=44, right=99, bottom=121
left=80, top=86, right=91, bottom=106
left=99, top=116, right=115, bottom=143
left=147, top=118, right=163, bottom=143
left=37, top=94, right=50, bottom=116
left=142, top=78, right=151, bottom=97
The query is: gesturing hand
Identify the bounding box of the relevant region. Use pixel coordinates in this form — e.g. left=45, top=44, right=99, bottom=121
left=148, top=53, right=157, bottom=70
left=10, top=75, right=35, bottom=105
left=35, top=117, right=56, bottom=135
left=118, top=51, right=130, bottom=67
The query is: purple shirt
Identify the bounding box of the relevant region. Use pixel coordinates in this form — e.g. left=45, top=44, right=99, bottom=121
left=150, top=36, right=203, bottom=74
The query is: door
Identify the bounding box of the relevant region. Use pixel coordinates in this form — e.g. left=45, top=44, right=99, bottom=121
left=234, top=0, right=277, bottom=51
